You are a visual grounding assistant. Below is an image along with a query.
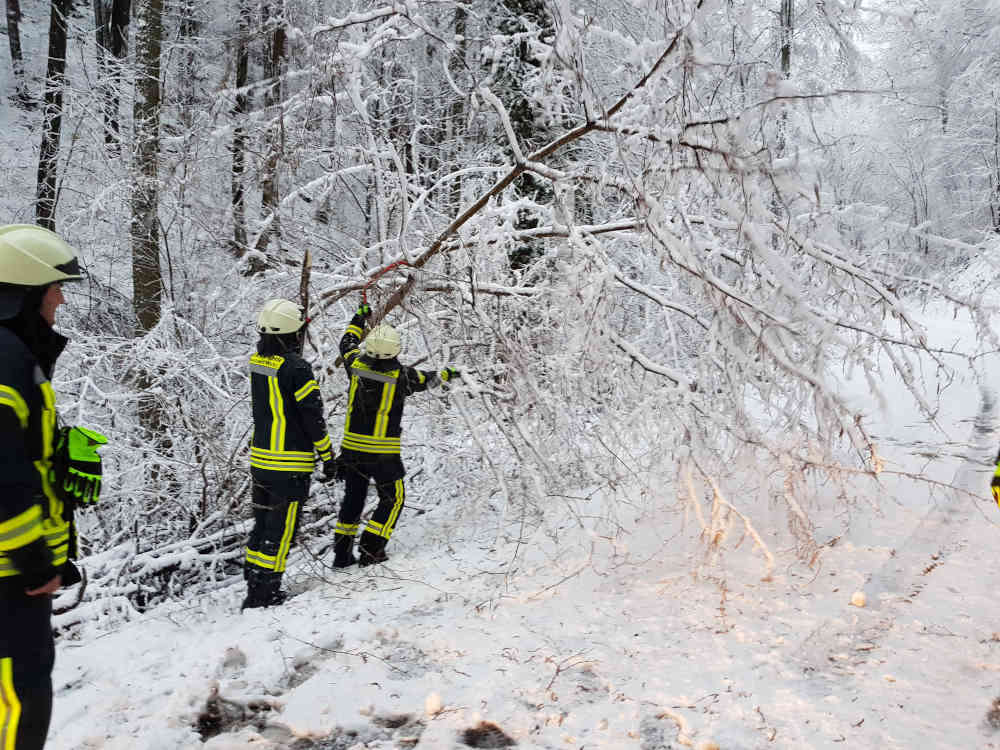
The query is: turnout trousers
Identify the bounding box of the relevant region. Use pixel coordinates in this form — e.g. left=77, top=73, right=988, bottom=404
left=335, top=451, right=406, bottom=560
left=244, top=477, right=308, bottom=601
left=0, top=585, right=54, bottom=750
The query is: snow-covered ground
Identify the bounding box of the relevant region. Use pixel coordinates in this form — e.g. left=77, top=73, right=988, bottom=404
left=42, top=301, right=1000, bottom=750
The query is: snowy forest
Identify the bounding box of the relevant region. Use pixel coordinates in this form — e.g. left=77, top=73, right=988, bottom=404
left=5, top=0, right=1000, bottom=747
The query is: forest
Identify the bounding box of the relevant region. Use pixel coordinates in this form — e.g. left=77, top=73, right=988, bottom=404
left=1, top=0, right=996, bottom=619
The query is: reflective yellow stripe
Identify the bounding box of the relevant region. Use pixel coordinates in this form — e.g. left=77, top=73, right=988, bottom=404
left=0, top=506, right=42, bottom=551
left=374, top=379, right=396, bottom=438
left=250, top=458, right=314, bottom=472
left=268, top=375, right=286, bottom=451
left=365, top=480, right=405, bottom=541
left=246, top=548, right=278, bottom=571
left=346, top=324, right=363, bottom=338
left=313, top=436, right=332, bottom=462
left=0, top=657, right=21, bottom=750
left=36, top=380, right=59, bottom=508
left=274, top=502, right=299, bottom=573
left=340, top=443, right=400, bottom=455
left=383, top=479, right=405, bottom=538
left=341, top=432, right=401, bottom=453
left=39, top=382, right=55, bottom=462
left=250, top=447, right=313, bottom=459
left=345, top=373, right=360, bottom=433
left=335, top=522, right=359, bottom=536
left=43, top=517, right=69, bottom=566
left=0, top=514, right=69, bottom=572
left=0, top=387, right=28, bottom=429
left=250, top=354, right=285, bottom=372
left=294, top=380, right=318, bottom=401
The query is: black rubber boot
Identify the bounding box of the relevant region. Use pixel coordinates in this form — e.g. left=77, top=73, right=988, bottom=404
left=358, top=535, right=389, bottom=567
left=332, top=534, right=357, bottom=568
left=242, top=570, right=287, bottom=610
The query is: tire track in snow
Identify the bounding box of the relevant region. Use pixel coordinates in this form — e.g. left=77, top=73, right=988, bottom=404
left=793, top=387, right=999, bottom=678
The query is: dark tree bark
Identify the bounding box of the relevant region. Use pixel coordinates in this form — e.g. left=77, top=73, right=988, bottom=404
left=35, top=0, right=72, bottom=230
left=131, top=0, right=163, bottom=335
left=493, top=0, right=555, bottom=271
left=94, top=0, right=131, bottom=153
left=6, top=0, right=32, bottom=107
left=230, top=0, right=251, bottom=257
left=176, top=0, right=198, bottom=116
left=254, top=0, right=285, bottom=259
left=775, top=0, right=793, bottom=158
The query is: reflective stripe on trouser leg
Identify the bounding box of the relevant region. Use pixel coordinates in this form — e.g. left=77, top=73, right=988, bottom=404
left=273, top=501, right=299, bottom=573
left=246, top=500, right=300, bottom=572
left=0, top=657, right=21, bottom=750
left=364, top=479, right=405, bottom=541
left=334, top=522, right=359, bottom=538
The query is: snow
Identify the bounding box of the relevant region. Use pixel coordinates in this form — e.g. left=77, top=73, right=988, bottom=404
left=42, top=305, right=1000, bottom=749
left=1, top=2, right=998, bottom=748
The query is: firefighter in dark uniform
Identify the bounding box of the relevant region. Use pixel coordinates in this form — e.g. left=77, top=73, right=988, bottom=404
left=244, top=298, right=336, bottom=609
left=992, top=449, right=1000, bottom=506
left=0, top=224, right=102, bottom=750
left=333, top=303, right=459, bottom=567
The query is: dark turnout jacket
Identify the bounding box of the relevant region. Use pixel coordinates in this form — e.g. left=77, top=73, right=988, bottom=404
left=249, top=339, right=332, bottom=487
left=0, top=325, right=70, bottom=589
left=338, top=313, right=440, bottom=460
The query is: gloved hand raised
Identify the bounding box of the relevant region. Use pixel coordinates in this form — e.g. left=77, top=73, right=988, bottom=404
left=356, top=302, right=372, bottom=319
left=440, top=367, right=461, bottom=383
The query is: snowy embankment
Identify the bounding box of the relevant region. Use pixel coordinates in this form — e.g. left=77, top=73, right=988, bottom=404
left=48, top=301, right=1000, bottom=750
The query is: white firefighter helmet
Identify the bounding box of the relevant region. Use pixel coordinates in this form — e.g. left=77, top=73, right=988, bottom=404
left=0, top=224, right=82, bottom=287
left=257, top=298, right=304, bottom=334
left=0, top=224, right=82, bottom=320
left=364, top=323, right=401, bottom=359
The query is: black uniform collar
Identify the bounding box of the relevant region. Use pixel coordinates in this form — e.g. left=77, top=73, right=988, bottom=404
left=360, top=354, right=400, bottom=371
left=0, top=312, right=67, bottom=379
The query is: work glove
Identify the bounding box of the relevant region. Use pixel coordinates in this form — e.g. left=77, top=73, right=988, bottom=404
left=321, top=456, right=339, bottom=483
left=356, top=302, right=372, bottom=319
left=52, top=426, right=108, bottom=506
left=440, top=367, right=460, bottom=383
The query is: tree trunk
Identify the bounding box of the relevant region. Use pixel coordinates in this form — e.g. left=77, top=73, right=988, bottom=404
left=254, top=0, right=285, bottom=259
left=494, top=0, right=555, bottom=271
left=775, top=0, right=793, bottom=158
left=94, top=0, right=130, bottom=153
left=230, top=0, right=250, bottom=256
left=770, top=0, right=793, bottom=249
left=6, top=0, right=32, bottom=107
left=447, top=3, right=467, bottom=219
left=35, top=0, right=72, bottom=230
left=131, top=0, right=163, bottom=335
left=779, top=0, right=793, bottom=77
left=176, top=0, right=198, bottom=117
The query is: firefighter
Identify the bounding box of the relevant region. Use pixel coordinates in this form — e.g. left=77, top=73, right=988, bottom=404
left=244, top=298, right=337, bottom=609
left=991, top=449, right=1000, bottom=506
left=0, top=224, right=102, bottom=750
left=333, top=302, right=459, bottom=567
